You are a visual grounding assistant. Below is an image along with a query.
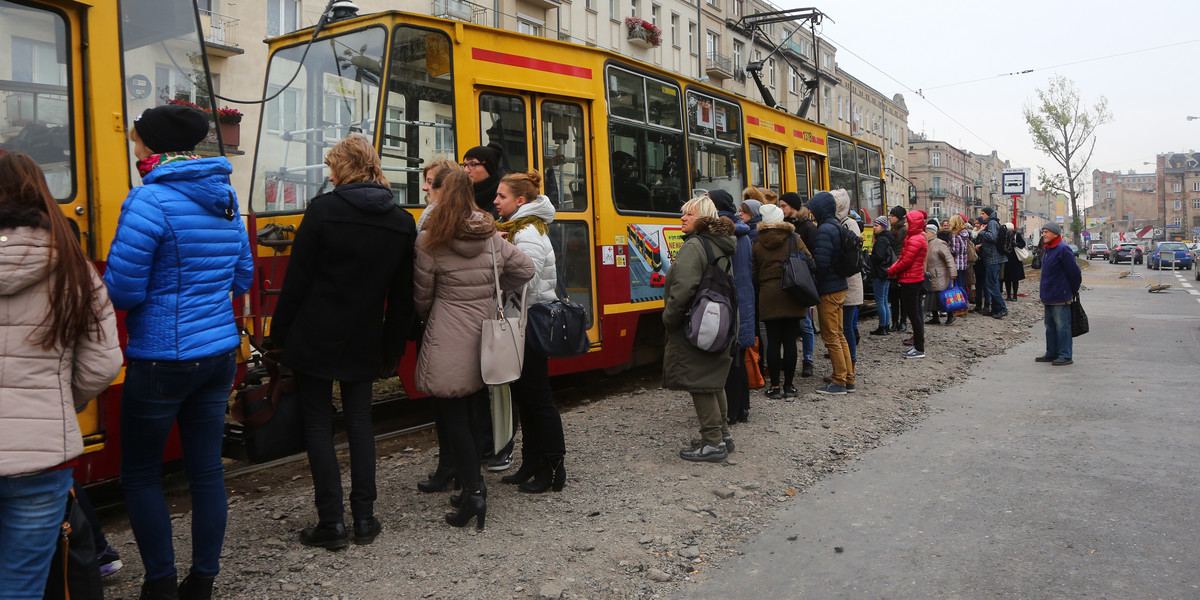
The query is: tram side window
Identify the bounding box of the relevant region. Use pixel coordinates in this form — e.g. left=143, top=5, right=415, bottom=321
left=794, top=154, right=809, bottom=199
left=748, top=143, right=763, bottom=188
left=547, top=221, right=593, bottom=329
left=541, top=101, right=587, bottom=212
left=479, top=94, right=528, bottom=175
left=1, top=2, right=73, bottom=199
left=766, top=147, right=782, bottom=194
left=859, top=146, right=884, bottom=219
left=686, top=91, right=744, bottom=200
left=827, top=136, right=857, bottom=205
left=606, top=66, right=686, bottom=214
left=250, top=27, right=387, bottom=213
left=381, top=27, right=455, bottom=206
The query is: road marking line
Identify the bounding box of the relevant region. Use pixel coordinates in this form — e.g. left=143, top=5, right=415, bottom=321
left=1183, top=282, right=1195, bottom=288
left=1190, top=290, right=1200, bottom=296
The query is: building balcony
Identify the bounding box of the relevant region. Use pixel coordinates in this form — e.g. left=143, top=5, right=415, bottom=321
left=705, top=52, right=733, bottom=80
left=522, top=0, right=561, bottom=9
left=929, top=187, right=947, bottom=199
left=625, top=18, right=663, bottom=49
left=199, top=9, right=242, bottom=57
left=432, top=0, right=487, bottom=23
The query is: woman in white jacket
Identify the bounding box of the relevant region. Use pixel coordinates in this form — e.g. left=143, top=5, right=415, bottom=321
left=493, top=170, right=567, bottom=493
left=0, top=152, right=122, bottom=597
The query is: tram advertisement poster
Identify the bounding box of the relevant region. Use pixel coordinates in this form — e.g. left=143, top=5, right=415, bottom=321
left=627, top=223, right=683, bottom=303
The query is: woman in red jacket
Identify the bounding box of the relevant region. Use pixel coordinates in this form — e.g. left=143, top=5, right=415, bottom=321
left=887, top=210, right=929, bottom=358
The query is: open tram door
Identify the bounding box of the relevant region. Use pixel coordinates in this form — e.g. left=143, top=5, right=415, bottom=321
left=746, top=139, right=785, bottom=197
left=473, top=88, right=599, bottom=370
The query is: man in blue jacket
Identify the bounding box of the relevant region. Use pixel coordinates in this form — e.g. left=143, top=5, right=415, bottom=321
left=1036, top=222, right=1082, bottom=366
left=807, top=192, right=853, bottom=394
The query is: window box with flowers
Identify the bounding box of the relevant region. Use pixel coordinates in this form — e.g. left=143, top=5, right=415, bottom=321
left=625, top=17, right=661, bottom=49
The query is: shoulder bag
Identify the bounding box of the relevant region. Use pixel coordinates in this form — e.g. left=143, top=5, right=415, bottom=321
left=527, top=263, right=591, bottom=358
left=481, top=238, right=527, bottom=385
left=781, top=234, right=820, bottom=306
left=229, top=355, right=304, bottom=464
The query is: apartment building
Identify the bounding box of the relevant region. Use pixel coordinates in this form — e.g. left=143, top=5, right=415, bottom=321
left=907, top=138, right=973, bottom=222
left=195, top=0, right=910, bottom=198
left=1155, top=152, right=1200, bottom=241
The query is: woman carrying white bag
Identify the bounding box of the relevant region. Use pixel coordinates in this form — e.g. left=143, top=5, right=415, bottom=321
left=414, top=170, right=533, bottom=530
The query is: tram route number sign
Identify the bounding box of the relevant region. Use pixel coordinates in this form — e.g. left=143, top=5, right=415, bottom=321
left=1002, top=168, right=1030, bottom=196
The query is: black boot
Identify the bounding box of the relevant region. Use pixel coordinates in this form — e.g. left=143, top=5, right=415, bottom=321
left=140, top=575, right=179, bottom=600
left=417, top=463, right=457, bottom=493
left=500, top=457, right=541, bottom=485
left=944, top=312, right=956, bottom=325
left=352, top=516, right=382, bottom=545
left=299, top=521, right=349, bottom=550
left=178, top=574, right=213, bottom=600
left=519, top=459, right=566, bottom=493
left=445, top=490, right=487, bottom=530
left=450, top=480, right=487, bottom=509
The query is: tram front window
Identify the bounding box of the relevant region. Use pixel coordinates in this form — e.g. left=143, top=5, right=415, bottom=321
left=1, top=1, right=72, bottom=199
left=250, top=27, right=387, bottom=213
left=383, top=26, right=455, bottom=206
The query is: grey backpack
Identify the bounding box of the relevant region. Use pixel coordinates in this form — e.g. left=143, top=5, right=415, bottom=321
left=684, top=237, right=737, bottom=353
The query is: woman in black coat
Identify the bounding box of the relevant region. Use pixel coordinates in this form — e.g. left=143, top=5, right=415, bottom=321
left=270, top=134, right=417, bottom=550
left=1002, top=223, right=1027, bottom=300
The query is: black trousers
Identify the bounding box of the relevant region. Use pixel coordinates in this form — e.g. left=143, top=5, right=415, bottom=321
left=900, top=282, right=925, bottom=352
left=297, top=372, right=375, bottom=525
left=889, top=280, right=904, bottom=325
left=511, top=340, right=565, bottom=464
left=724, top=347, right=749, bottom=421
left=763, top=318, right=801, bottom=387
left=436, top=389, right=487, bottom=493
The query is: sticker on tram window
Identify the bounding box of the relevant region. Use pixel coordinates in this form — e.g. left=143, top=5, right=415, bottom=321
left=696, top=101, right=713, bottom=129
left=323, top=73, right=360, bottom=99
left=715, top=108, right=727, bottom=133
left=627, top=223, right=684, bottom=302
left=661, top=86, right=676, bottom=96
left=615, top=235, right=627, bottom=245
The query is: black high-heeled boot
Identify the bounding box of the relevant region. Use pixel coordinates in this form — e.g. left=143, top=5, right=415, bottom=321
left=445, top=490, right=486, bottom=530
left=519, top=459, right=565, bottom=493
left=450, top=480, right=486, bottom=509
left=178, top=573, right=214, bottom=600
left=417, top=463, right=457, bottom=493
left=500, top=457, right=540, bottom=485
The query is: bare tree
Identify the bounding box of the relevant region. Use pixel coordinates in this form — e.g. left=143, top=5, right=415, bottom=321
left=1023, top=75, right=1112, bottom=247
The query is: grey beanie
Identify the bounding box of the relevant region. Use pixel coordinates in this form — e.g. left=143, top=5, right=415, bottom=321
left=741, top=199, right=762, bottom=220
left=1041, top=221, right=1062, bottom=236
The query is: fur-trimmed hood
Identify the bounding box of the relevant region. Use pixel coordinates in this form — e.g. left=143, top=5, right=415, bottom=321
left=692, top=215, right=735, bottom=237
left=755, top=220, right=796, bottom=251
left=449, top=211, right=499, bottom=258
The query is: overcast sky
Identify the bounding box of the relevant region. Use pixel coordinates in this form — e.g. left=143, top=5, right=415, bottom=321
left=783, top=0, right=1200, bottom=207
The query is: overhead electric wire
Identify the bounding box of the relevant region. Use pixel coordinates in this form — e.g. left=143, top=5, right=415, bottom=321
left=921, top=38, right=1200, bottom=92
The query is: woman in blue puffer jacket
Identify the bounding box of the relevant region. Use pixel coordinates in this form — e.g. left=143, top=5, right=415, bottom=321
left=104, top=105, right=253, bottom=600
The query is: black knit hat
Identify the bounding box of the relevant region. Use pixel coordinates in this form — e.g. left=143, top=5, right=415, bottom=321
left=464, top=142, right=504, bottom=176
left=889, top=205, right=907, bottom=219
left=709, top=189, right=735, bottom=214
left=981, top=206, right=996, bottom=217
left=779, top=192, right=804, bottom=211
left=134, top=105, right=210, bottom=153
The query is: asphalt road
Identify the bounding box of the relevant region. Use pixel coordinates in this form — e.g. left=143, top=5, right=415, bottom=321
left=683, top=259, right=1200, bottom=599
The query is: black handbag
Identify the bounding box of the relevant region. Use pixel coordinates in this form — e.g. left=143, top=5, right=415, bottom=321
left=1071, top=294, right=1089, bottom=337
left=229, top=356, right=305, bottom=463
left=43, top=490, right=102, bottom=600
left=527, top=271, right=591, bottom=358
left=781, top=234, right=819, bottom=306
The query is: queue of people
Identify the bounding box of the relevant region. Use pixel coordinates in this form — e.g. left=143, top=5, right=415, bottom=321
left=1, top=103, right=1064, bottom=599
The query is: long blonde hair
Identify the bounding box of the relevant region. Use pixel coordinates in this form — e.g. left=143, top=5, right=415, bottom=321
left=950, top=214, right=967, bottom=235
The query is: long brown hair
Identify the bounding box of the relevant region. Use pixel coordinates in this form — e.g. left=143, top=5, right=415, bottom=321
left=421, top=170, right=484, bottom=251
left=0, top=152, right=103, bottom=349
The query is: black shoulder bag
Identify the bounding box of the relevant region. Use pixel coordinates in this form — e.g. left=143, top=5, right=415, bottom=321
left=781, top=234, right=820, bottom=306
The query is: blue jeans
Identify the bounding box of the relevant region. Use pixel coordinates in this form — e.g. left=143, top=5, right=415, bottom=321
left=121, top=351, right=235, bottom=580
left=800, top=307, right=815, bottom=363
left=1044, top=304, right=1073, bottom=359
left=986, top=262, right=1007, bottom=314
left=872, top=278, right=891, bottom=327
left=842, top=305, right=859, bottom=363
left=0, top=468, right=74, bottom=599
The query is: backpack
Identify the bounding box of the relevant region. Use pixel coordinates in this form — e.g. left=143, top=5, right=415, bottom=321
left=833, top=220, right=864, bottom=277
left=965, top=234, right=979, bottom=263
left=683, top=237, right=737, bottom=353
left=996, top=225, right=1015, bottom=255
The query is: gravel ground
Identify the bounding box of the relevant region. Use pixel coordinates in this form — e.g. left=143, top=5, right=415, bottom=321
left=98, top=281, right=1045, bottom=600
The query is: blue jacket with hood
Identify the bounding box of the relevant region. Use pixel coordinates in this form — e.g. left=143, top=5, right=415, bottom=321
left=104, top=157, right=254, bottom=360
left=719, top=210, right=756, bottom=349
left=807, top=191, right=849, bottom=296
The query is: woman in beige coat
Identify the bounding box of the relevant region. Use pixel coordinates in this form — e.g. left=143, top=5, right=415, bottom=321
left=414, top=170, right=533, bottom=530
left=0, top=152, right=122, bottom=597
left=924, top=225, right=958, bottom=325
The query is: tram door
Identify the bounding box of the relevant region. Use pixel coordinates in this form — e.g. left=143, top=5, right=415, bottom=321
left=794, top=152, right=825, bottom=200
left=476, top=90, right=599, bottom=349
left=747, top=139, right=785, bottom=196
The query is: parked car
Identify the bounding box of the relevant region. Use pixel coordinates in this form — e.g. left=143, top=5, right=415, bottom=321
left=1087, top=243, right=1110, bottom=260
left=1147, top=241, right=1194, bottom=270
left=1109, top=242, right=1144, bottom=265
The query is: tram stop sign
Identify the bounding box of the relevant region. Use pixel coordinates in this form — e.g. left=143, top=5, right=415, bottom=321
left=1002, top=168, right=1030, bottom=196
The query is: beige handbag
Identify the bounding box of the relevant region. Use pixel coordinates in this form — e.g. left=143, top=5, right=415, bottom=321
left=480, top=238, right=527, bottom=385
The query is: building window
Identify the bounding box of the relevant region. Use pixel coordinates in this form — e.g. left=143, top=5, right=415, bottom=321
left=516, top=15, right=542, bottom=35
left=1106, top=189, right=1113, bottom=199
left=586, top=0, right=595, bottom=11
left=706, top=0, right=719, bottom=8
left=837, top=96, right=843, bottom=120
left=1174, top=217, right=1182, bottom=226
left=734, top=0, right=742, bottom=17
left=932, top=151, right=940, bottom=167
left=1194, top=182, right=1200, bottom=192
left=733, top=40, right=743, bottom=71
left=631, top=0, right=639, bottom=18
left=789, top=67, right=798, bottom=94
left=610, top=0, right=616, bottom=20
left=1193, top=198, right=1200, bottom=210
left=670, top=13, right=679, bottom=47
left=822, top=51, right=832, bottom=69
left=688, top=21, right=697, bottom=55
left=1174, top=182, right=1182, bottom=193
left=651, top=4, right=659, bottom=26
left=1175, top=200, right=1182, bottom=210
left=767, top=58, right=775, bottom=88
left=267, top=0, right=300, bottom=36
